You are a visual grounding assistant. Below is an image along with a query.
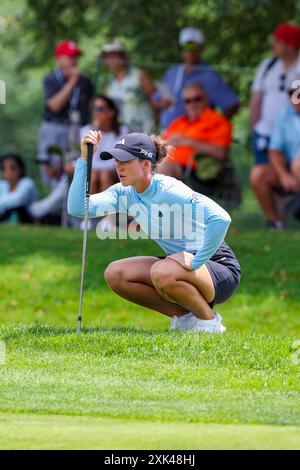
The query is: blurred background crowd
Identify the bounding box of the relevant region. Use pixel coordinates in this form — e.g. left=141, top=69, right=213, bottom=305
left=1, top=1, right=300, bottom=231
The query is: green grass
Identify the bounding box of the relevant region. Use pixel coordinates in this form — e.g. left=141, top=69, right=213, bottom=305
left=1, top=414, right=300, bottom=450
left=0, top=225, right=300, bottom=449
left=1, top=225, right=300, bottom=334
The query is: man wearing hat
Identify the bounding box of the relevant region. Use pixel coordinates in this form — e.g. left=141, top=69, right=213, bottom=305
left=250, top=23, right=300, bottom=228
left=153, top=27, right=240, bottom=130
left=38, top=40, right=94, bottom=167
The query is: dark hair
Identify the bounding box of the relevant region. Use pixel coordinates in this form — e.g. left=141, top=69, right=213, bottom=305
left=0, top=153, right=26, bottom=177
left=144, top=135, right=173, bottom=171
left=93, top=94, right=121, bottom=135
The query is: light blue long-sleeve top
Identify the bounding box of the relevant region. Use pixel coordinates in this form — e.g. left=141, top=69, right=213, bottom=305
left=68, top=159, right=231, bottom=270
left=0, top=177, right=37, bottom=214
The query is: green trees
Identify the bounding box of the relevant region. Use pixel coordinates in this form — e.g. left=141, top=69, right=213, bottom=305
left=1, top=0, right=299, bottom=158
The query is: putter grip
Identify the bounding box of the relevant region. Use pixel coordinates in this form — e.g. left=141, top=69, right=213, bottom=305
left=86, top=143, right=93, bottom=197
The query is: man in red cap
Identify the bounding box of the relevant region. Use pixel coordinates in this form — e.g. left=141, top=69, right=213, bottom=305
left=38, top=40, right=94, bottom=174
left=249, top=23, right=300, bottom=229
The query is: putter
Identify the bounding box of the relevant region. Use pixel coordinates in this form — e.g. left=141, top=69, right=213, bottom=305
left=77, top=142, right=93, bottom=333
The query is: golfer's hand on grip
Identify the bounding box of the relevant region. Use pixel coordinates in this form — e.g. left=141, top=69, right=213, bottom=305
left=80, top=130, right=102, bottom=160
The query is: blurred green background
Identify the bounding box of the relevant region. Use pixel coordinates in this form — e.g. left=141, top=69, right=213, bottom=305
left=1, top=0, right=300, bottom=160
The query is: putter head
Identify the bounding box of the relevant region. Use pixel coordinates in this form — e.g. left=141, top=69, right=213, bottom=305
left=76, top=317, right=82, bottom=333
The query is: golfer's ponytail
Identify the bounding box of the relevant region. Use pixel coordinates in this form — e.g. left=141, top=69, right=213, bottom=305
left=150, top=135, right=173, bottom=170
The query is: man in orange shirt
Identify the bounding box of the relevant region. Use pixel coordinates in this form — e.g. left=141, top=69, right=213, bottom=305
left=159, top=83, right=232, bottom=178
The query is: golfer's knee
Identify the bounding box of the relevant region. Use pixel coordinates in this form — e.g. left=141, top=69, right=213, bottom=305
left=151, top=262, right=175, bottom=292
left=104, top=262, right=126, bottom=289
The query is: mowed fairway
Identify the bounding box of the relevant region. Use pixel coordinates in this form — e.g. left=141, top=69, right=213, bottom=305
left=0, top=225, right=300, bottom=449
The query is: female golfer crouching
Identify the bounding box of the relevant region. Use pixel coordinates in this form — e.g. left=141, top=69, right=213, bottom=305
left=68, top=130, right=241, bottom=333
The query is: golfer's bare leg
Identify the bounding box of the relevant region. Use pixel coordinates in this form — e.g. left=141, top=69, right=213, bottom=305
left=104, top=257, right=189, bottom=317
left=151, top=259, right=216, bottom=320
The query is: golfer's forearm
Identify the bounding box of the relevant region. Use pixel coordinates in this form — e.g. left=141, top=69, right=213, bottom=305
left=191, top=215, right=231, bottom=270
left=68, top=159, right=119, bottom=218
left=67, top=159, right=93, bottom=217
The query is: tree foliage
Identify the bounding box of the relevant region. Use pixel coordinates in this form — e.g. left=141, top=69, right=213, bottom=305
left=1, top=0, right=300, bottom=158
left=24, top=0, right=300, bottom=66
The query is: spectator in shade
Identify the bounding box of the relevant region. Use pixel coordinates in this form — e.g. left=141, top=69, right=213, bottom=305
left=159, top=83, right=232, bottom=179
left=80, top=95, right=128, bottom=194
left=103, top=41, right=156, bottom=133
left=29, top=149, right=69, bottom=225
left=153, top=27, right=240, bottom=130
left=253, top=81, right=300, bottom=229
left=38, top=40, right=94, bottom=166
left=250, top=23, right=300, bottom=220
left=0, top=154, right=37, bottom=223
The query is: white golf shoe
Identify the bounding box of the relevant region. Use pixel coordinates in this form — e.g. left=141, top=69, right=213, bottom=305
left=192, top=312, right=226, bottom=333
left=170, top=312, right=195, bottom=331
left=171, top=312, right=226, bottom=334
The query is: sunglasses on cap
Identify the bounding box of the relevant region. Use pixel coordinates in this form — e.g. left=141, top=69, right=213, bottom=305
left=181, top=42, right=200, bottom=52
left=184, top=95, right=205, bottom=105
left=93, top=105, right=110, bottom=113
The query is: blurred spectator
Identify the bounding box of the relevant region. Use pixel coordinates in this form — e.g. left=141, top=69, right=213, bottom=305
left=0, top=154, right=37, bottom=223
left=38, top=40, right=94, bottom=166
left=103, top=42, right=156, bottom=133
left=250, top=23, right=300, bottom=168
left=29, top=148, right=69, bottom=225
left=153, top=27, right=240, bottom=130
left=80, top=95, right=127, bottom=193
left=253, top=82, right=300, bottom=229
left=159, top=83, right=232, bottom=179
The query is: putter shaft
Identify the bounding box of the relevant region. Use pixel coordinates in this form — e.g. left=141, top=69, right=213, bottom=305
left=77, top=142, right=93, bottom=333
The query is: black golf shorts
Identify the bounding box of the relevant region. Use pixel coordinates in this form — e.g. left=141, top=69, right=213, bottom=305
left=157, top=241, right=241, bottom=308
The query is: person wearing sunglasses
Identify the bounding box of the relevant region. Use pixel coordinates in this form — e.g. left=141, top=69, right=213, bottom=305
left=158, top=83, right=232, bottom=179
left=0, top=154, right=37, bottom=223
left=254, top=82, right=300, bottom=228
left=152, top=27, right=240, bottom=130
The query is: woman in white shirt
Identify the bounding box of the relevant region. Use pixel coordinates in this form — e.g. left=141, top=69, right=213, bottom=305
left=0, top=154, right=37, bottom=223
left=103, top=42, right=156, bottom=134
left=80, top=94, right=128, bottom=194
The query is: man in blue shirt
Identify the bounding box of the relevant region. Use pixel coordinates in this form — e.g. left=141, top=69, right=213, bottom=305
left=253, top=82, right=300, bottom=228
left=153, top=27, right=240, bottom=130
